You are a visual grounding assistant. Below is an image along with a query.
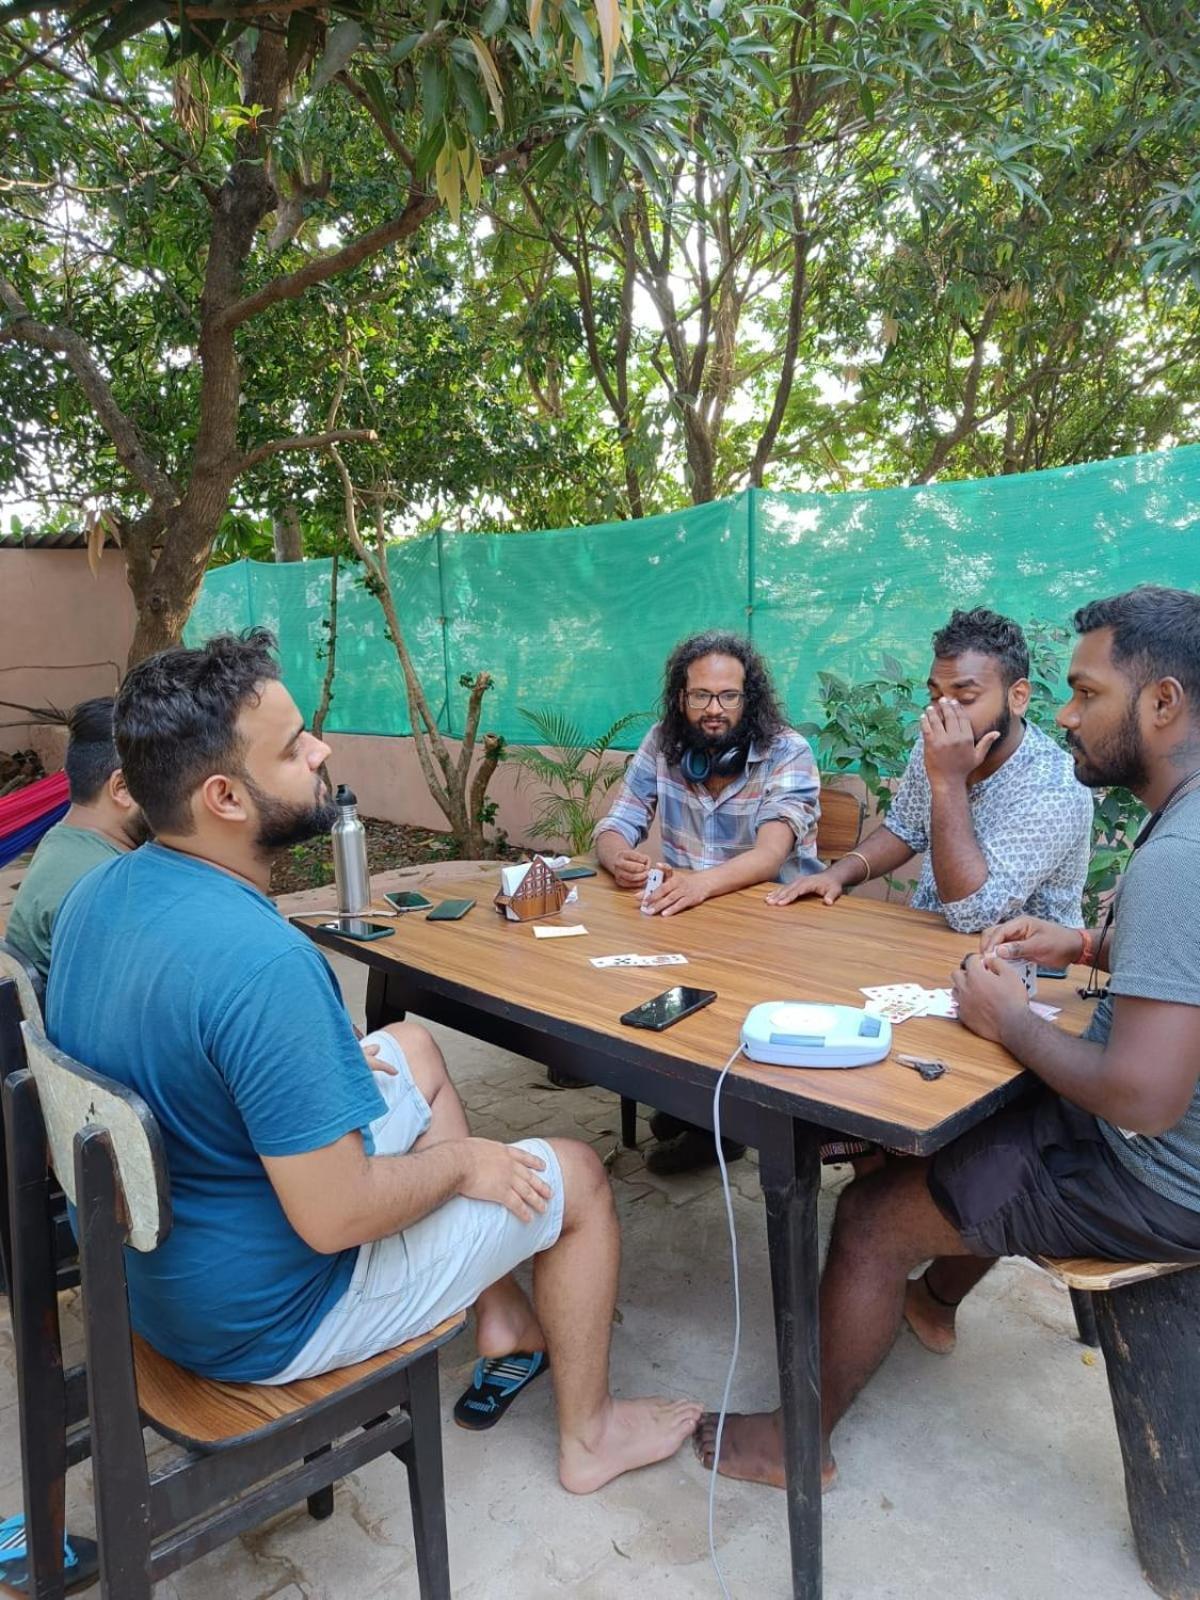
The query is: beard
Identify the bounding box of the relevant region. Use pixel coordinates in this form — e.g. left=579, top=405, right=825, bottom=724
left=682, top=718, right=741, bottom=757
left=983, top=702, right=1013, bottom=750
left=242, top=772, right=338, bottom=851
left=1065, top=699, right=1148, bottom=790
left=123, top=808, right=154, bottom=849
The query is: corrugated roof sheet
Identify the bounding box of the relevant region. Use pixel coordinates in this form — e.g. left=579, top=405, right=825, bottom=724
left=0, top=528, right=118, bottom=550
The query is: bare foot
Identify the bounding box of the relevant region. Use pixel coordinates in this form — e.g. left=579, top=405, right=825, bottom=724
left=692, top=1410, right=838, bottom=1491
left=903, top=1275, right=957, bottom=1355
left=559, top=1397, right=703, bottom=1494
left=474, top=1275, right=544, bottom=1360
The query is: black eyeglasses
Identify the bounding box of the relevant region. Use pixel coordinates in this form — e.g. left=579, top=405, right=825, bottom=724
left=684, top=690, right=745, bottom=710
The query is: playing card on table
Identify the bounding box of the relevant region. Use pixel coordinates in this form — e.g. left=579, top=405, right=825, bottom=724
left=1029, top=1001, right=1061, bottom=1020
left=860, top=983, right=929, bottom=1024
left=922, top=988, right=958, bottom=1018
left=590, top=952, right=688, bottom=968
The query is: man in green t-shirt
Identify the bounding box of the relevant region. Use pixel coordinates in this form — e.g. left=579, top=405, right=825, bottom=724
left=5, top=697, right=149, bottom=980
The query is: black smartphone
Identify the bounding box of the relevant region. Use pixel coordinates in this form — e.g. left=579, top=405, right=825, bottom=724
left=317, top=918, right=395, bottom=942
left=385, top=890, right=435, bottom=913
left=620, top=986, right=718, bottom=1031
left=1036, top=965, right=1070, bottom=979
left=556, top=865, right=598, bottom=880
left=426, top=898, right=476, bottom=922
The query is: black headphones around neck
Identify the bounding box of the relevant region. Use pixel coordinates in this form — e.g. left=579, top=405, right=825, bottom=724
left=682, top=742, right=750, bottom=782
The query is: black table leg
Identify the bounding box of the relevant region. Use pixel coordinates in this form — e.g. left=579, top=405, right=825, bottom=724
left=365, top=967, right=399, bottom=1034
left=758, top=1115, right=823, bottom=1600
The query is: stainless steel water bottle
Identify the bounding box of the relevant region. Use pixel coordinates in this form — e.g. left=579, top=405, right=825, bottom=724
left=331, top=784, right=370, bottom=915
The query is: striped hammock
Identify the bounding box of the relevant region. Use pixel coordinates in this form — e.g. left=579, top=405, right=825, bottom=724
left=0, top=771, right=69, bottom=869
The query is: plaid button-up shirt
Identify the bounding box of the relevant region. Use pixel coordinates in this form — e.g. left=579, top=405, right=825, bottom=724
left=594, top=723, right=822, bottom=883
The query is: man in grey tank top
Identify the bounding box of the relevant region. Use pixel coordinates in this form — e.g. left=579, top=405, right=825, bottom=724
left=696, top=584, right=1200, bottom=1495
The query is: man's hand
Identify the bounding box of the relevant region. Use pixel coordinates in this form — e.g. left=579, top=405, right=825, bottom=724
left=952, top=953, right=1030, bottom=1043
left=922, top=698, right=999, bottom=786
left=360, top=1039, right=397, bottom=1076
left=458, top=1137, right=552, bottom=1223
left=981, top=916, right=1082, bottom=968
left=610, top=848, right=653, bottom=890
left=644, top=865, right=708, bottom=917
left=766, top=870, right=846, bottom=908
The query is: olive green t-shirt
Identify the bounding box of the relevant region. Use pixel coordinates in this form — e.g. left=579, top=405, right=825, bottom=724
left=5, top=823, right=123, bottom=981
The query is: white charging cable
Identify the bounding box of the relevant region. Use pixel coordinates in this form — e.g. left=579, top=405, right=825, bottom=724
left=707, top=1043, right=746, bottom=1599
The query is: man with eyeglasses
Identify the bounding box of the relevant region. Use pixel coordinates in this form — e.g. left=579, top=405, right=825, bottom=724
left=594, top=630, right=821, bottom=1173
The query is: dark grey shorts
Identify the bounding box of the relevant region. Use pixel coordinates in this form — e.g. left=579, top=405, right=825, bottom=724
left=928, top=1092, right=1200, bottom=1262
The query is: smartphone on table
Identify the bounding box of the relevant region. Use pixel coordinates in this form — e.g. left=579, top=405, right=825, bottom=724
left=385, top=890, right=435, bottom=913
left=317, top=918, right=395, bottom=942
left=556, top=866, right=598, bottom=881
left=620, top=986, right=717, bottom=1031
left=426, top=899, right=476, bottom=922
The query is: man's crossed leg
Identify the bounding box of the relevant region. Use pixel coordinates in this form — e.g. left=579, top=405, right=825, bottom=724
left=276, top=1022, right=701, bottom=1493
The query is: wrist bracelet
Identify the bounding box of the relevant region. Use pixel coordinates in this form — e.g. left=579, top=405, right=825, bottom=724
left=845, top=850, right=872, bottom=885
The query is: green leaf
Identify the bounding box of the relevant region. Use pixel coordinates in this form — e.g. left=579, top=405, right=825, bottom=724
left=311, top=19, right=363, bottom=94
left=421, top=52, right=449, bottom=130
left=479, top=0, right=508, bottom=37
left=586, top=133, right=608, bottom=205
left=286, top=9, right=319, bottom=78
left=92, top=0, right=172, bottom=54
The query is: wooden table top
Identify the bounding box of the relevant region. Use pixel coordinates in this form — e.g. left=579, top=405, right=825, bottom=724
left=298, top=865, right=1099, bottom=1151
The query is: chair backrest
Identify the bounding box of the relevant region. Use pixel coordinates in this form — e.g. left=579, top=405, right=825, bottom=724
left=19, top=1018, right=171, bottom=1253
left=816, top=784, right=866, bottom=860
left=0, top=936, right=44, bottom=1031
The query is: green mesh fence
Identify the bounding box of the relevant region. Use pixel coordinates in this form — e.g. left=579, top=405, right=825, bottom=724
left=185, top=445, right=1200, bottom=746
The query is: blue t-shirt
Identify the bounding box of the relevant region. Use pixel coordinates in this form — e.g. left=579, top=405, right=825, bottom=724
left=47, top=843, right=386, bottom=1380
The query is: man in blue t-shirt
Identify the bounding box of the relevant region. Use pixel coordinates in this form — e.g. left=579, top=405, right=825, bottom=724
left=48, top=629, right=699, bottom=1494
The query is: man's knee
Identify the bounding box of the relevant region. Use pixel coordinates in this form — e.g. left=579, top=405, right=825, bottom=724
left=546, top=1138, right=614, bottom=1223
left=831, top=1163, right=937, bottom=1268
left=382, top=1020, right=447, bottom=1094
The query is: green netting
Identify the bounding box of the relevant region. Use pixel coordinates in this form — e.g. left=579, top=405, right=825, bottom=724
left=185, top=445, right=1200, bottom=747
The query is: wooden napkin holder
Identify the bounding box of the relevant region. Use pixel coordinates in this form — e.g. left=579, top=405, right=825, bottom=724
left=494, top=855, right=569, bottom=922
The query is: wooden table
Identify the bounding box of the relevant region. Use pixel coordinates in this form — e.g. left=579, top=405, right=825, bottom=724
left=297, top=869, right=1096, bottom=1599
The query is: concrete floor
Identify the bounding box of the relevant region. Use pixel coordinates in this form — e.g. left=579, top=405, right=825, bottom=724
left=0, top=866, right=1151, bottom=1599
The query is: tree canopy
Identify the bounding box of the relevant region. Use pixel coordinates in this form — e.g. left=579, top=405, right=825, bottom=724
left=1, top=0, right=1198, bottom=657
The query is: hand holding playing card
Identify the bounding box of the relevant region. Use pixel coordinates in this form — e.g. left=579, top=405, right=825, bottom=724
left=922, top=697, right=1000, bottom=786
left=644, top=865, right=708, bottom=918
left=952, top=952, right=1029, bottom=1043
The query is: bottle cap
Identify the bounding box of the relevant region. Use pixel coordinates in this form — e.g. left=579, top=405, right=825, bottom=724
left=335, top=784, right=357, bottom=807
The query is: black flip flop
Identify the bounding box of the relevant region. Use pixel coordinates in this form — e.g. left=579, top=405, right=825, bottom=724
left=452, top=1350, right=550, bottom=1431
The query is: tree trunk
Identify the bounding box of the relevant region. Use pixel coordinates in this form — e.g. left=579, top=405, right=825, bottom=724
left=273, top=507, right=304, bottom=562
left=312, top=550, right=340, bottom=741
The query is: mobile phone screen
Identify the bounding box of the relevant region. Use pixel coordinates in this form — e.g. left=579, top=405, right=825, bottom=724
left=317, top=919, right=395, bottom=942
left=426, top=899, right=476, bottom=921
left=385, top=891, right=434, bottom=912
left=620, top=986, right=717, bottom=1031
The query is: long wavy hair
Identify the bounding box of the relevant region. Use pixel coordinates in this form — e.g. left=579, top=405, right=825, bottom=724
left=658, top=630, right=786, bottom=766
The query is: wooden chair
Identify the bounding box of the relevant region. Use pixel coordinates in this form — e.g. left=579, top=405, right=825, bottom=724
left=1039, top=1254, right=1200, bottom=1599
left=0, top=953, right=77, bottom=1301
left=4, top=1007, right=463, bottom=1600
left=617, top=779, right=868, bottom=1149
left=814, top=783, right=867, bottom=862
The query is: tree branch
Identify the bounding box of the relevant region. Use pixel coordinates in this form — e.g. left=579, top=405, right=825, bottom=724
left=337, top=70, right=415, bottom=172
left=0, top=277, right=179, bottom=508
left=240, top=427, right=378, bottom=472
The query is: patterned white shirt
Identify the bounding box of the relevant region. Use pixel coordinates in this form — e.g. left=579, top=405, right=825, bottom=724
left=884, top=720, right=1093, bottom=933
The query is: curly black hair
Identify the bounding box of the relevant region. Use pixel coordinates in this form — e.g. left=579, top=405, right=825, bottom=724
left=931, top=609, right=1029, bottom=688
left=115, top=628, right=280, bottom=836
left=657, top=630, right=785, bottom=766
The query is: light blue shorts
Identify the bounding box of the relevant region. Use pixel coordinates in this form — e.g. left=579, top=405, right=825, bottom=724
left=264, top=1029, right=565, bottom=1383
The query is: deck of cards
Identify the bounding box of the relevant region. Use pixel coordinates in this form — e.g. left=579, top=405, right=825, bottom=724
left=591, top=952, right=688, bottom=969
left=860, top=981, right=1059, bottom=1025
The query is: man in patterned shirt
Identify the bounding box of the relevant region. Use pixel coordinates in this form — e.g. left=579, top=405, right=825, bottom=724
left=595, top=630, right=821, bottom=1173
left=768, top=608, right=1093, bottom=934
